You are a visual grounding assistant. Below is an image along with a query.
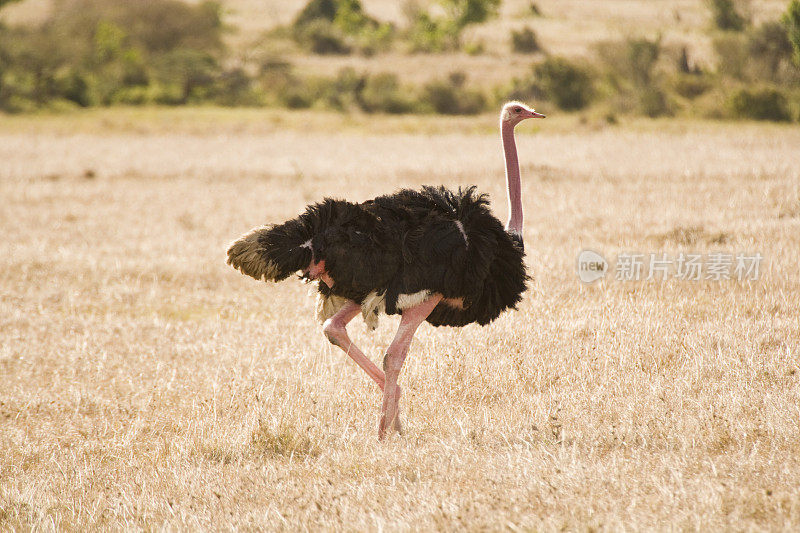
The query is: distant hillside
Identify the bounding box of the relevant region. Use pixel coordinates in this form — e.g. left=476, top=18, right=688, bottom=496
left=1, top=0, right=797, bottom=120
left=2, top=0, right=790, bottom=67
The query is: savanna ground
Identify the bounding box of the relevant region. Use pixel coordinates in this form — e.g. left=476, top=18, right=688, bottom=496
left=1, top=108, right=799, bottom=530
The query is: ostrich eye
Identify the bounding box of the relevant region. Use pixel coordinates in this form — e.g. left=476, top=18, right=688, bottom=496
left=513, top=107, right=522, bottom=113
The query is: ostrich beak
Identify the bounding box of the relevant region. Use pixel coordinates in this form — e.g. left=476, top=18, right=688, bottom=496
left=529, top=110, right=546, bottom=119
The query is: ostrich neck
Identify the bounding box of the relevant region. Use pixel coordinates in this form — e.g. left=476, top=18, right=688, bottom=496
left=502, top=121, right=523, bottom=237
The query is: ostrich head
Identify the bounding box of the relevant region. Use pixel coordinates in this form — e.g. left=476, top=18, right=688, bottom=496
left=501, top=101, right=545, bottom=126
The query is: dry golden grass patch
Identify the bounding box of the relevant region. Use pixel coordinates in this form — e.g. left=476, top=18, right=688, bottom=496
left=1, top=108, right=799, bottom=530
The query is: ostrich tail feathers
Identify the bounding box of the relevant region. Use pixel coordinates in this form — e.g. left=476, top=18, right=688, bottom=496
left=226, top=222, right=312, bottom=282
left=226, top=225, right=281, bottom=281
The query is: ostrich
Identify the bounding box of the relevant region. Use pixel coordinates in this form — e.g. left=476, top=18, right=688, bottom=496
left=227, top=101, right=545, bottom=439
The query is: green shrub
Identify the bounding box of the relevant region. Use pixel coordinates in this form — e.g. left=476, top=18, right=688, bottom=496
left=597, top=37, right=662, bottom=86
left=727, top=88, right=791, bottom=121
left=120, top=0, right=223, bottom=54
left=783, top=0, right=800, bottom=66
left=292, top=0, right=393, bottom=55
left=319, top=68, right=361, bottom=110
left=112, top=85, right=156, bottom=105
left=256, top=58, right=294, bottom=104
left=152, top=49, right=218, bottom=104
left=215, top=67, right=261, bottom=106
left=0, top=0, right=229, bottom=111
left=269, top=69, right=413, bottom=113
left=405, top=0, right=499, bottom=53
left=628, top=38, right=661, bottom=84
left=353, top=22, right=394, bottom=56
left=463, top=40, right=485, bottom=55
left=713, top=33, right=748, bottom=78
left=0, top=27, right=71, bottom=106
left=638, top=87, right=672, bottom=117
left=60, top=69, right=92, bottom=107
left=278, top=72, right=355, bottom=110
left=294, top=0, right=337, bottom=28
left=511, top=26, right=541, bottom=53
left=534, top=56, right=593, bottom=110
left=449, top=0, right=501, bottom=28
left=90, top=22, right=150, bottom=102
left=708, top=0, right=747, bottom=31
left=0, top=94, right=36, bottom=113
left=595, top=37, right=677, bottom=116
left=406, top=11, right=459, bottom=52
left=747, top=21, right=793, bottom=80
left=714, top=22, right=796, bottom=82
left=294, top=19, right=351, bottom=54
left=672, top=74, right=711, bottom=99
left=282, top=88, right=314, bottom=109
left=421, top=72, right=486, bottom=115
left=334, top=0, right=380, bottom=34
left=358, top=72, right=413, bottom=113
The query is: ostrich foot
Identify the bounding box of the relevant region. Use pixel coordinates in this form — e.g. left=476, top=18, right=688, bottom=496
left=378, top=386, right=403, bottom=440
left=393, top=413, right=404, bottom=435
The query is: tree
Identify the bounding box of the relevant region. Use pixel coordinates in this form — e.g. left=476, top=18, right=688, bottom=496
left=292, top=0, right=393, bottom=55
left=784, top=0, right=800, bottom=66
left=748, top=21, right=793, bottom=79
left=535, top=56, right=593, bottom=110
left=708, top=0, right=746, bottom=31
left=407, top=0, right=500, bottom=52
left=511, top=26, right=541, bottom=53
left=0, top=0, right=230, bottom=110
left=443, top=0, right=501, bottom=28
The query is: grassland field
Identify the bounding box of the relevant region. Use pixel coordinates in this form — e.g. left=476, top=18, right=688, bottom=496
left=0, top=106, right=798, bottom=530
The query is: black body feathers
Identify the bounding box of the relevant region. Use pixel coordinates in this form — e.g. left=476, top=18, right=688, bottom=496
left=227, top=186, right=528, bottom=328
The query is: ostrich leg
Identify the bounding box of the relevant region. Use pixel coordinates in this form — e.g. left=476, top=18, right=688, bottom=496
left=379, top=294, right=443, bottom=440
left=323, top=300, right=386, bottom=390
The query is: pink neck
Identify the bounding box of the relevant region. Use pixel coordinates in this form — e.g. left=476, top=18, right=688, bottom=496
left=501, top=121, right=523, bottom=236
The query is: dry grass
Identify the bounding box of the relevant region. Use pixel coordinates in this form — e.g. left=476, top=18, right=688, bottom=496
left=1, top=108, right=799, bottom=530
